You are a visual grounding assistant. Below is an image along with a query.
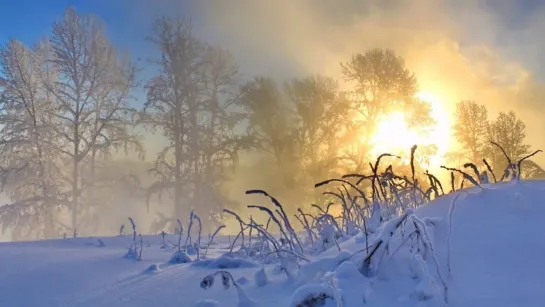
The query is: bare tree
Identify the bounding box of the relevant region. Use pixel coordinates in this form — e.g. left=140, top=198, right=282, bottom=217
left=285, top=75, right=348, bottom=201
left=45, top=7, right=140, bottom=232
left=196, top=46, right=251, bottom=225
left=0, top=39, right=67, bottom=239
left=144, top=18, right=247, bottom=228
left=340, top=49, right=432, bottom=169
left=143, top=17, right=205, bottom=220
left=488, top=111, right=531, bottom=171
left=451, top=100, right=489, bottom=163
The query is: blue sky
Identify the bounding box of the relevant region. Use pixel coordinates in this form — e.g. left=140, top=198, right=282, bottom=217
left=0, top=0, right=543, bottom=78
left=1, top=0, right=545, bottom=94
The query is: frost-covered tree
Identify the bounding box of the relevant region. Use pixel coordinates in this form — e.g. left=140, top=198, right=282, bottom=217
left=0, top=39, right=67, bottom=239
left=196, top=46, right=252, bottom=223
left=45, top=7, right=141, bottom=231
left=237, top=77, right=298, bottom=180
left=285, top=75, right=349, bottom=200
left=143, top=17, right=205, bottom=222
left=451, top=100, right=489, bottom=163
left=144, top=17, right=247, bottom=228
left=488, top=111, right=531, bottom=172
left=340, top=49, right=433, bottom=170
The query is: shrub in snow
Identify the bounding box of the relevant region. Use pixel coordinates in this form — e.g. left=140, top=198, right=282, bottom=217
left=200, top=270, right=256, bottom=307
left=317, top=222, right=340, bottom=252
left=97, top=239, right=105, bottom=247
left=169, top=250, right=192, bottom=264
left=289, top=284, right=338, bottom=307
left=194, top=299, right=220, bottom=307
left=254, top=267, right=268, bottom=287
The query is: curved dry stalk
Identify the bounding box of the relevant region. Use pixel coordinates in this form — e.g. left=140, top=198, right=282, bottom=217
left=483, top=159, right=497, bottom=183
left=223, top=209, right=246, bottom=247
left=517, top=150, right=543, bottom=179
left=463, top=163, right=480, bottom=182
left=490, top=141, right=512, bottom=164
left=246, top=189, right=304, bottom=254
left=441, top=165, right=482, bottom=189
left=247, top=205, right=293, bottom=251
left=315, top=178, right=369, bottom=205
left=204, top=225, right=225, bottom=258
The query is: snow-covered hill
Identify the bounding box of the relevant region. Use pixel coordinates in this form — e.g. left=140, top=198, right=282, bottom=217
left=1, top=180, right=544, bottom=307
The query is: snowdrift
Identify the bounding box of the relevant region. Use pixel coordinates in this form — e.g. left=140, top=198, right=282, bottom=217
left=1, top=181, right=545, bottom=306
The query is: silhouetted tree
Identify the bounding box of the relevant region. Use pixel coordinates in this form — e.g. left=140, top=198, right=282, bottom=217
left=488, top=111, right=531, bottom=172
left=144, top=18, right=246, bottom=228
left=285, top=75, right=349, bottom=201
left=452, top=100, right=489, bottom=163
left=341, top=49, right=433, bottom=170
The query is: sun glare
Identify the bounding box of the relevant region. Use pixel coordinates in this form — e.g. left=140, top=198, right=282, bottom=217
left=368, top=91, right=452, bottom=169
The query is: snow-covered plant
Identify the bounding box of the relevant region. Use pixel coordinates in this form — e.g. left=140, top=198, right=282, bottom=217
left=367, top=201, right=383, bottom=233
left=138, top=234, right=143, bottom=260
left=125, top=217, right=139, bottom=259
left=184, top=210, right=195, bottom=252
left=295, top=208, right=316, bottom=247
left=314, top=214, right=342, bottom=252
left=200, top=270, right=256, bottom=307
left=223, top=209, right=246, bottom=249
left=203, top=225, right=226, bottom=258
left=480, top=171, right=489, bottom=184
left=193, top=212, right=203, bottom=260
left=176, top=218, right=183, bottom=251
left=516, top=149, right=543, bottom=180
left=169, top=250, right=192, bottom=264
left=247, top=204, right=294, bottom=252
left=483, top=158, right=497, bottom=182
left=119, top=224, right=125, bottom=236
left=290, top=277, right=342, bottom=307
left=246, top=189, right=305, bottom=255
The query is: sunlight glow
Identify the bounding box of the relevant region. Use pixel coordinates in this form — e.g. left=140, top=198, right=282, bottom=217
left=368, top=91, right=452, bottom=169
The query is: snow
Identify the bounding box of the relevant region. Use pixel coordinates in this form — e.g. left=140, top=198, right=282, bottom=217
left=1, top=181, right=545, bottom=306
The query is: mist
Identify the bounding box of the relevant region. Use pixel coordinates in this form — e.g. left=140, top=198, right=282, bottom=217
left=1, top=0, right=545, bottom=241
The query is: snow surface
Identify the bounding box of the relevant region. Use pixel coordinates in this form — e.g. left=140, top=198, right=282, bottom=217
left=1, top=181, right=545, bottom=306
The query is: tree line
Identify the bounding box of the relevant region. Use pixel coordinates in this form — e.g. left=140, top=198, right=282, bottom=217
left=0, top=8, right=539, bottom=240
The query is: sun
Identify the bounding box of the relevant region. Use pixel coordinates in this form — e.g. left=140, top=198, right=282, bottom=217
left=368, top=91, right=452, bottom=169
